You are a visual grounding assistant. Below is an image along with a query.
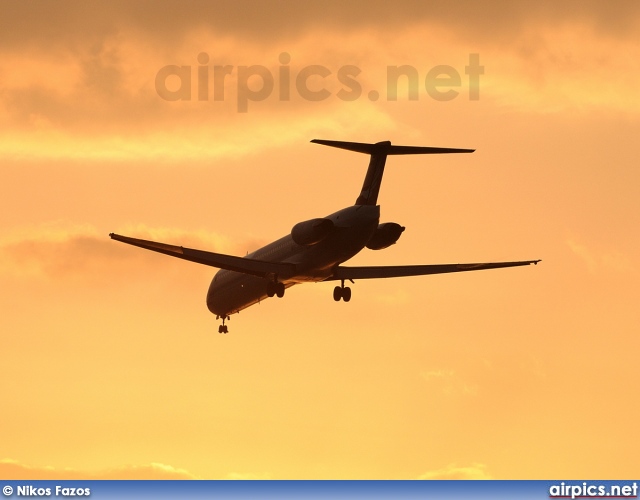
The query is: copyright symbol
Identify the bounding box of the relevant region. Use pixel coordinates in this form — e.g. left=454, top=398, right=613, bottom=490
left=2, top=486, right=13, bottom=496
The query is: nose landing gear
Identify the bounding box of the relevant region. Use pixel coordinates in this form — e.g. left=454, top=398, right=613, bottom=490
left=217, top=315, right=229, bottom=334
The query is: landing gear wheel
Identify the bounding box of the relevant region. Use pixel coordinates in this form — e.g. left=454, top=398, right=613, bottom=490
left=267, top=281, right=285, bottom=298
left=333, top=282, right=352, bottom=302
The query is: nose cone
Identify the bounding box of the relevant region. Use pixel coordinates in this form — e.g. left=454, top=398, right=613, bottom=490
left=206, top=271, right=228, bottom=316
left=206, top=276, right=217, bottom=314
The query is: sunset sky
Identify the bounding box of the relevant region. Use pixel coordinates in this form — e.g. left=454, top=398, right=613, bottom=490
left=1, top=0, right=639, bottom=480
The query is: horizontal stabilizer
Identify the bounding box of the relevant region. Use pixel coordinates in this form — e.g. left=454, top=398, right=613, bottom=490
left=327, top=260, right=541, bottom=281
left=312, top=139, right=474, bottom=205
left=311, top=139, right=474, bottom=155
left=109, top=233, right=295, bottom=278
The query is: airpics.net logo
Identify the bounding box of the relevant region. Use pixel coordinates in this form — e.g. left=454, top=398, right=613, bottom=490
left=155, top=52, right=483, bottom=112
left=549, top=482, right=638, bottom=499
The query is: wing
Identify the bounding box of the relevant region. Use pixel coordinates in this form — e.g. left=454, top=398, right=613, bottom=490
left=109, top=233, right=295, bottom=278
left=327, top=260, right=541, bottom=280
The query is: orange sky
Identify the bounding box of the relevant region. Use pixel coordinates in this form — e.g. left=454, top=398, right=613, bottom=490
left=1, top=0, right=639, bottom=480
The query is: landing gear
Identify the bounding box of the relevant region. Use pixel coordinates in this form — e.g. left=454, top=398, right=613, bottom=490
left=267, top=281, right=285, bottom=298
left=217, top=315, right=229, bottom=334
left=333, top=280, right=352, bottom=302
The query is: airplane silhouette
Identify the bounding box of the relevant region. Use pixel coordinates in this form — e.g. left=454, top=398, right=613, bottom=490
left=110, top=140, right=540, bottom=333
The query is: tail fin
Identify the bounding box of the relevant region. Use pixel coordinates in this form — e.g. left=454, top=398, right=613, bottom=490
left=311, top=139, right=474, bottom=206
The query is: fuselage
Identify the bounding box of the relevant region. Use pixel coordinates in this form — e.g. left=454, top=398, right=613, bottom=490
left=206, top=204, right=380, bottom=317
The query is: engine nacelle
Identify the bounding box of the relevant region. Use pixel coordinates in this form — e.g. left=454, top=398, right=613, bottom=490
left=291, top=218, right=335, bottom=246
left=366, top=222, right=405, bottom=250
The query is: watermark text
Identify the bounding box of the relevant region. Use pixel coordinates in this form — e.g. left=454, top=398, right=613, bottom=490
left=155, top=52, right=483, bottom=112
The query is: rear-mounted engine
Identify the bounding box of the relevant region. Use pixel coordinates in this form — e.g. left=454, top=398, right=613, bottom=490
left=366, top=222, right=405, bottom=250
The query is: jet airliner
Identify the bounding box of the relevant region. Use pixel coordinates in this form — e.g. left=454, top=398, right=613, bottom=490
left=110, top=139, right=540, bottom=333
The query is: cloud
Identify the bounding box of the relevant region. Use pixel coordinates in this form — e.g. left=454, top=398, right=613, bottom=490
left=0, top=459, right=274, bottom=481
left=485, top=22, right=640, bottom=114
left=2, top=1, right=638, bottom=48
left=0, top=101, right=396, bottom=161
left=567, top=238, right=597, bottom=273
left=0, top=223, right=248, bottom=282
left=418, top=463, right=492, bottom=480
left=421, top=369, right=455, bottom=381
left=0, top=459, right=198, bottom=480
left=1, top=1, right=638, bottom=164
left=1, top=1, right=638, bottom=148
left=566, top=237, right=636, bottom=274
left=420, top=369, right=478, bottom=397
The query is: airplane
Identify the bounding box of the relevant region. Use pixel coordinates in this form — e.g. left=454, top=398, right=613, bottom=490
left=110, top=139, right=540, bottom=333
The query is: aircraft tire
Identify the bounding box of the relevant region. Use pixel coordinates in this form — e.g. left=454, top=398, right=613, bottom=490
left=266, top=281, right=276, bottom=297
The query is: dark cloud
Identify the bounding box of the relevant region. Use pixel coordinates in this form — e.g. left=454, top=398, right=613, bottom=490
left=1, top=0, right=638, bottom=49
left=1, top=0, right=637, bottom=141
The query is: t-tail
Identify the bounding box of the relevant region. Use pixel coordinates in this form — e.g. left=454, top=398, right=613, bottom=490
left=311, top=139, right=475, bottom=206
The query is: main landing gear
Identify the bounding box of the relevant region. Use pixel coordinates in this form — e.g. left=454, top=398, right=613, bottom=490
left=217, top=315, right=229, bottom=334
left=266, top=281, right=285, bottom=298
left=333, top=280, right=352, bottom=302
